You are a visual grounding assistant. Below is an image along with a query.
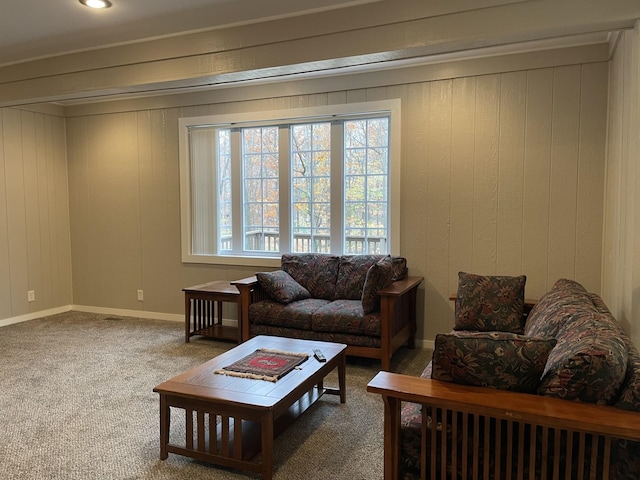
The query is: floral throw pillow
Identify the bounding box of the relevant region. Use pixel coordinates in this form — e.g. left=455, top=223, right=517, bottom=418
left=281, top=254, right=340, bottom=300
left=256, top=270, right=311, bottom=304
left=431, top=331, right=557, bottom=393
left=454, top=272, right=527, bottom=333
left=361, top=257, right=394, bottom=314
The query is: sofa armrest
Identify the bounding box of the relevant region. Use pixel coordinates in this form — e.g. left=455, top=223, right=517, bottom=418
left=375, top=276, right=423, bottom=370
left=379, top=276, right=424, bottom=297
left=367, top=372, right=640, bottom=480
left=233, top=275, right=258, bottom=288
left=232, top=275, right=266, bottom=342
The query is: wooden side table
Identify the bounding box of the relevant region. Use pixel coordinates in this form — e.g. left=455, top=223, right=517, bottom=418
left=183, top=281, right=241, bottom=343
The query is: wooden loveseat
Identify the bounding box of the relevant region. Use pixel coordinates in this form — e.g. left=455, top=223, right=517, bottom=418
left=368, top=276, right=640, bottom=479
left=233, top=253, right=423, bottom=371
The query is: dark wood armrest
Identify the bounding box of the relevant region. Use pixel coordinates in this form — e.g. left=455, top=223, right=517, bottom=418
left=231, top=276, right=261, bottom=342
left=231, top=276, right=258, bottom=288
left=374, top=277, right=423, bottom=369
left=378, top=276, right=424, bottom=297
left=369, top=372, right=640, bottom=479
left=367, top=371, right=640, bottom=440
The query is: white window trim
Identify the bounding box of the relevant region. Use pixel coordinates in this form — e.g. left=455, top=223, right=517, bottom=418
left=179, top=99, right=401, bottom=267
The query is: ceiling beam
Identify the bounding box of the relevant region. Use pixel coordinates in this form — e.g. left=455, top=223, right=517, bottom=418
left=0, top=0, right=638, bottom=107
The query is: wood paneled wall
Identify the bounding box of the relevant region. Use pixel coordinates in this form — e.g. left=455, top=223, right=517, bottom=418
left=66, top=109, right=260, bottom=315
left=0, top=108, right=72, bottom=321
left=65, top=60, right=608, bottom=343
left=604, top=23, right=640, bottom=346
left=402, top=64, right=607, bottom=340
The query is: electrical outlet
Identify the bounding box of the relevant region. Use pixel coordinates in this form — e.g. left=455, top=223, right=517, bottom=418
left=27, top=290, right=35, bottom=302
left=137, top=290, right=144, bottom=301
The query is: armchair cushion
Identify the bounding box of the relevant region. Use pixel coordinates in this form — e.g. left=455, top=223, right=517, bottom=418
left=539, top=312, right=628, bottom=404
left=454, top=272, right=526, bottom=333
left=615, top=334, right=640, bottom=411
left=432, top=331, right=557, bottom=393
left=256, top=270, right=311, bottom=304
left=524, top=278, right=595, bottom=338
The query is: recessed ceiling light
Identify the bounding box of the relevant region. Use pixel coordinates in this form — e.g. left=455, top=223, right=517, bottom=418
left=79, top=0, right=112, bottom=8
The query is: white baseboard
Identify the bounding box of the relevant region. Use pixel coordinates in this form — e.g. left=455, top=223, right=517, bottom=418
left=72, top=304, right=183, bottom=322
left=418, top=339, right=435, bottom=350
left=71, top=304, right=239, bottom=327
left=0, top=305, right=73, bottom=328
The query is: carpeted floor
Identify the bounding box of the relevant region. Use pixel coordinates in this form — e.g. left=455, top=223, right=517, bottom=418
left=0, top=311, right=430, bottom=480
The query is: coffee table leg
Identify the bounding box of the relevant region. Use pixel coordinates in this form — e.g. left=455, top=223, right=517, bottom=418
left=261, top=411, right=274, bottom=480
left=338, top=353, right=346, bottom=403
left=159, top=394, right=169, bottom=459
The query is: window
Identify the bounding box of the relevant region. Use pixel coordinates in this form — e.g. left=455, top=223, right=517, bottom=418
left=179, top=100, right=401, bottom=266
left=291, top=122, right=331, bottom=254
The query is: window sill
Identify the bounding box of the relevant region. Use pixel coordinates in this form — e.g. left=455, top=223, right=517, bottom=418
left=182, top=253, right=281, bottom=268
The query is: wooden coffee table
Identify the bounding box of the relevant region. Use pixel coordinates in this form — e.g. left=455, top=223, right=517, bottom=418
left=153, top=336, right=347, bottom=479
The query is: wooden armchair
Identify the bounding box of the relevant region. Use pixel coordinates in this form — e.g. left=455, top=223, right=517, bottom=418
left=368, top=372, right=640, bottom=480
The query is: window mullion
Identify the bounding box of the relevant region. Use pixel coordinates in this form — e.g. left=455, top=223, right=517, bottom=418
left=279, top=126, right=291, bottom=253
left=330, top=121, right=344, bottom=255
left=230, top=129, right=243, bottom=254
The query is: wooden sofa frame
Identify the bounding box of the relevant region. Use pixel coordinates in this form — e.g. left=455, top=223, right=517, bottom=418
left=233, top=275, right=423, bottom=371
left=368, top=372, right=640, bottom=480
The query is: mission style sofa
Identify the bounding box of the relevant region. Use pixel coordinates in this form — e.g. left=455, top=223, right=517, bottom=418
left=368, top=275, right=640, bottom=479
left=233, top=253, right=423, bottom=371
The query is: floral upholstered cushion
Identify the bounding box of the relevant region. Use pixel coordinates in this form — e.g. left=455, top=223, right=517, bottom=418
left=524, top=278, right=596, bottom=339
left=586, top=292, right=640, bottom=411
left=538, top=312, right=628, bottom=404
left=281, top=254, right=340, bottom=300
left=361, top=257, right=394, bottom=314
left=248, top=298, right=329, bottom=330
left=256, top=270, right=311, bottom=304
left=335, top=255, right=386, bottom=300
left=454, top=272, right=526, bottom=333
left=311, top=299, right=382, bottom=336
left=615, top=335, right=640, bottom=412
left=389, top=256, right=408, bottom=282
left=431, top=331, right=556, bottom=393
left=250, top=323, right=382, bottom=348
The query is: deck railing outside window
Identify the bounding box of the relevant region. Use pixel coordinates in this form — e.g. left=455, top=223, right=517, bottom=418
left=220, top=231, right=386, bottom=255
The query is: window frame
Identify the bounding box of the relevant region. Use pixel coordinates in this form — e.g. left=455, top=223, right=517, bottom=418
left=179, top=100, right=401, bottom=267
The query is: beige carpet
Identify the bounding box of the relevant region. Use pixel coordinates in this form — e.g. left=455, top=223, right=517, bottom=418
left=0, top=311, right=430, bottom=480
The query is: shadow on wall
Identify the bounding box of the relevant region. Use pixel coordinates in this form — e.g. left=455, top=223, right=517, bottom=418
left=629, top=286, right=640, bottom=345
left=421, top=279, right=452, bottom=343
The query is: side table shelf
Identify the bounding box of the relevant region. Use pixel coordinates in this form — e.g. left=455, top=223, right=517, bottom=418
left=183, top=281, right=241, bottom=343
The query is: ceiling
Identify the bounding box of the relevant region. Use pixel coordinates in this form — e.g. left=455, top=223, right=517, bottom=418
left=0, top=0, right=378, bottom=66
